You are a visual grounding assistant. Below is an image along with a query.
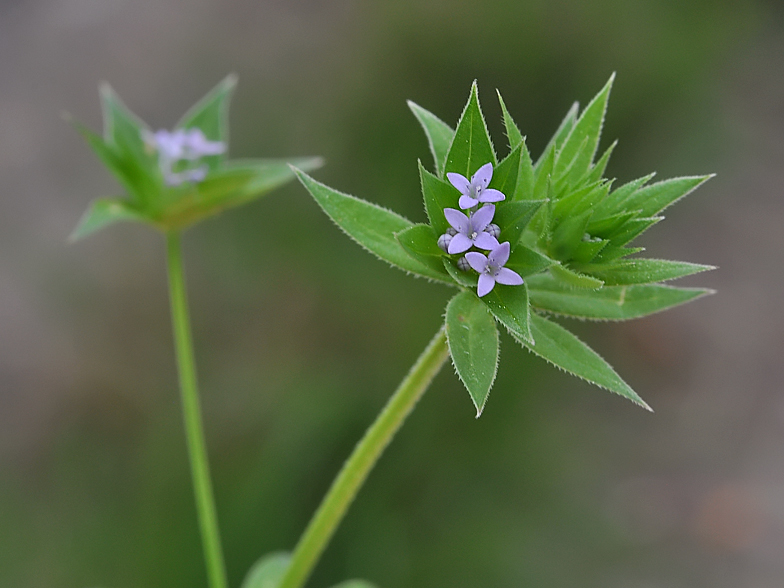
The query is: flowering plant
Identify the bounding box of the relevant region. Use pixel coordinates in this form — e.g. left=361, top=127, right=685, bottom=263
left=294, top=75, right=714, bottom=417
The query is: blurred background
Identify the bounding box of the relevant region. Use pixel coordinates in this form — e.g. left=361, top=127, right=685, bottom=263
left=1, top=0, right=783, bottom=587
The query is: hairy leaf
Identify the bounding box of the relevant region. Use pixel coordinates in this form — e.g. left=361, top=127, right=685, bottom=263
left=446, top=291, right=500, bottom=416
left=70, top=198, right=146, bottom=241
left=408, top=100, right=455, bottom=177
left=517, top=313, right=650, bottom=409
left=577, top=258, right=715, bottom=285
left=444, top=82, right=496, bottom=178
left=527, top=273, right=714, bottom=320
left=295, top=170, right=452, bottom=283
left=483, top=283, right=533, bottom=345
left=241, top=552, right=290, bottom=588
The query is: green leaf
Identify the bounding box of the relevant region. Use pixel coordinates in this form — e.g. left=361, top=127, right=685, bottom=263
left=527, top=273, right=714, bottom=320
left=591, top=173, right=656, bottom=220
left=241, top=552, right=290, bottom=588
left=446, top=291, right=500, bottom=417
left=489, top=143, right=521, bottom=198
left=443, top=258, right=477, bottom=288
left=295, top=170, right=452, bottom=284
left=620, top=175, right=713, bottom=218
left=505, top=244, right=555, bottom=277
left=70, top=198, right=146, bottom=241
left=495, top=200, right=546, bottom=248
left=177, top=74, right=237, bottom=170
left=532, top=144, right=554, bottom=201
left=330, top=581, right=379, bottom=588
left=534, top=101, right=578, bottom=171
left=419, top=161, right=458, bottom=235
left=571, top=238, right=608, bottom=263
left=550, top=210, right=592, bottom=261
left=496, top=90, right=523, bottom=150
left=556, top=74, right=614, bottom=183
left=74, top=122, right=153, bottom=206
left=396, top=224, right=453, bottom=281
left=586, top=139, right=617, bottom=184
left=550, top=263, right=604, bottom=289
left=444, top=82, right=497, bottom=178
left=408, top=100, right=455, bottom=177
left=605, top=217, right=661, bottom=248
left=483, top=283, right=533, bottom=345
left=514, top=139, right=535, bottom=201
left=577, top=258, right=715, bottom=286
left=516, top=313, right=650, bottom=410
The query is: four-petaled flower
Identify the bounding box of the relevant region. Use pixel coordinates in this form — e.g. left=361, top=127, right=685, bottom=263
left=444, top=205, right=499, bottom=254
left=465, top=242, right=524, bottom=297
left=447, top=162, right=506, bottom=209
left=144, top=128, right=226, bottom=186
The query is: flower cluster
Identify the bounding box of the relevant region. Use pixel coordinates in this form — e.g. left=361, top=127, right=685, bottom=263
left=143, top=128, right=226, bottom=186
left=436, top=163, right=523, bottom=297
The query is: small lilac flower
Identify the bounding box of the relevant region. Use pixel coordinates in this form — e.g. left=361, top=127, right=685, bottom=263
left=465, top=242, right=524, bottom=297
left=447, top=162, right=506, bottom=210
left=443, top=204, right=500, bottom=254
left=143, top=128, right=226, bottom=186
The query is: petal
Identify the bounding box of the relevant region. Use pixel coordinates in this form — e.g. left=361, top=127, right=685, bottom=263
left=477, top=274, right=496, bottom=297
left=448, top=233, right=472, bottom=254
left=473, top=232, right=499, bottom=251
left=472, top=162, right=493, bottom=188
left=465, top=251, right=488, bottom=273
left=470, top=204, right=496, bottom=230
left=444, top=208, right=470, bottom=233
left=458, top=195, right=479, bottom=209
left=478, top=188, right=506, bottom=203
left=494, top=267, right=524, bottom=286
left=447, top=172, right=470, bottom=194
left=487, top=241, right=511, bottom=266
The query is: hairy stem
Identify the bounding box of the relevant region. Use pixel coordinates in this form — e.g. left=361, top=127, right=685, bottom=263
left=279, top=326, right=450, bottom=588
left=166, top=231, right=228, bottom=588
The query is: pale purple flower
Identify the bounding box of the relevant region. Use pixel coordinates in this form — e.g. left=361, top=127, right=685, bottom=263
left=447, top=162, right=506, bottom=209
left=465, top=242, right=524, bottom=297
left=143, top=128, right=225, bottom=186
left=444, top=204, right=500, bottom=254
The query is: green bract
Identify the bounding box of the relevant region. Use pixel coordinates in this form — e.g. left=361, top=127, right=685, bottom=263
left=71, top=75, right=323, bottom=238
left=294, top=76, right=715, bottom=416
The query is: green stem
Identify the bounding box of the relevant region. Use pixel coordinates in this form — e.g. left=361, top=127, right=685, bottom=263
left=279, top=326, right=450, bottom=588
left=166, top=231, right=228, bottom=588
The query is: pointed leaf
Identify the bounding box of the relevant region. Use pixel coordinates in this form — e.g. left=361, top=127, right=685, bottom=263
left=497, top=90, right=523, bottom=150
left=74, top=122, right=154, bottom=205
left=550, top=210, right=592, bottom=261
left=571, top=238, right=608, bottom=263
left=534, top=101, right=578, bottom=171
left=592, top=173, right=656, bottom=219
left=295, top=170, right=452, bottom=284
left=527, top=273, right=714, bottom=320
left=70, top=198, right=146, bottom=241
left=532, top=144, right=555, bottom=201
left=177, top=74, right=237, bottom=169
left=330, top=582, right=379, bottom=588
left=621, top=175, right=713, bottom=218
left=444, top=82, right=497, bottom=178
left=483, top=283, right=533, bottom=345
left=514, top=139, right=535, bottom=201
left=408, top=100, right=455, bottom=177
left=516, top=313, right=650, bottom=409
left=594, top=245, right=645, bottom=263
left=446, top=291, right=500, bottom=417
left=586, top=139, right=617, bottom=184
left=577, top=258, right=715, bottom=286
left=556, top=74, right=614, bottom=182
left=489, top=143, right=522, bottom=198
left=419, top=161, right=459, bottom=235
left=241, top=552, right=290, bottom=588
left=606, top=216, right=661, bottom=248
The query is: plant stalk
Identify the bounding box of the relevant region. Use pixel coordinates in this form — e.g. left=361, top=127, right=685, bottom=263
left=166, top=231, right=228, bottom=588
left=279, top=325, right=450, bottom=588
